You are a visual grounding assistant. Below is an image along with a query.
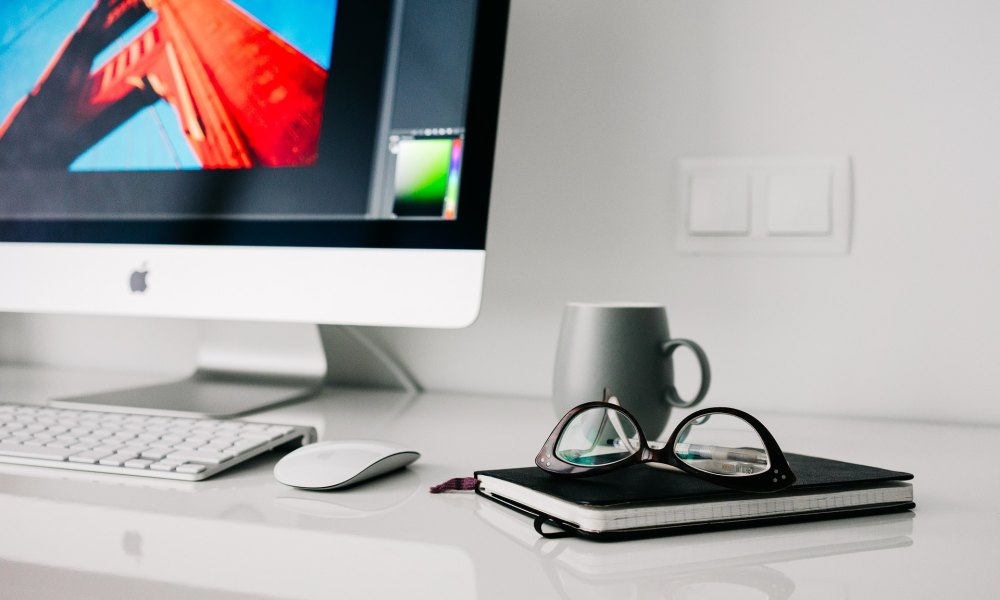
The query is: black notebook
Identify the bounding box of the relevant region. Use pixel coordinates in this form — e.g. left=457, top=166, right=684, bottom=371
left=475, top=454, right=914, bottom=540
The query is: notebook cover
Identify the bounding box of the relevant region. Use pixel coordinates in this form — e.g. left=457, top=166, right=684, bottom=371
left=476, top=453, right=913, bottom=508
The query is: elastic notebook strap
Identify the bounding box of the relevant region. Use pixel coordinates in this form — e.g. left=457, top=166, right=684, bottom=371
left=533, top=515, right=577, bottom=539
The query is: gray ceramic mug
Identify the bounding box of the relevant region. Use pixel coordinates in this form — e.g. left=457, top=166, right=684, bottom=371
left=552, top=302, right=711, bottom=437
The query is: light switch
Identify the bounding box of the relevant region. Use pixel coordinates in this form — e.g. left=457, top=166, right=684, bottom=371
left=687, top=173, right=750, bottom=235
left=676, top=156, right=851, bottom=255
left=766, top=170, right=832, bottom=235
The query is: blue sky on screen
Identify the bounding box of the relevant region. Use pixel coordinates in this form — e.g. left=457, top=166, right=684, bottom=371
left=0, top=1, right=337, bottom=171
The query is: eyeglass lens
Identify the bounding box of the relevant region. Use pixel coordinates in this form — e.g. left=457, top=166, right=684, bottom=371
left=555, top=406, right=641, bottom=467
left=673, top=413, right=771, bottom=477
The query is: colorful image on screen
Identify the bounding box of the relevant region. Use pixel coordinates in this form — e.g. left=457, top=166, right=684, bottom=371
left=392, top=137, right=462, bottom=219
left=0, top=0, right=337, bottom=172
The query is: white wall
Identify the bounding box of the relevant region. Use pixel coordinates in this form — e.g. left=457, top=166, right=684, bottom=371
left=373, top=0, right=1000, bottom=423
left=3, top=1, right=999, bottom=423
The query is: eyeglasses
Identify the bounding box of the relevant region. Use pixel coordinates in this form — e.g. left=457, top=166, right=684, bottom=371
left=535, top=390, right=796, bottom=493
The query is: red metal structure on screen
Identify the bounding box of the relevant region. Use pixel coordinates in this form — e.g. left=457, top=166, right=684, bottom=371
left=0, top=0, right=328, bottom=169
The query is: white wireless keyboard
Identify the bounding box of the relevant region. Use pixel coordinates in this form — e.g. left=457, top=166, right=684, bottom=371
left=0, top=403, right=316, bottom=481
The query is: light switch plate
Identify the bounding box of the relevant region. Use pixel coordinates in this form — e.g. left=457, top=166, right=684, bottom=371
left=676, top=156, right=852, bottom=254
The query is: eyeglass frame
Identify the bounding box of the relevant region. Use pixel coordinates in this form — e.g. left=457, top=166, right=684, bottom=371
left=535, top=401, right=797, bottom=493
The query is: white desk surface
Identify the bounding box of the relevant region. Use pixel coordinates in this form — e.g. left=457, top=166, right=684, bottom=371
left=0, top=366, right=996, bottom=600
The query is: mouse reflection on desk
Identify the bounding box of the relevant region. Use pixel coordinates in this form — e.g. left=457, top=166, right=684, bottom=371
left=273, top=440, right=420, bottom=491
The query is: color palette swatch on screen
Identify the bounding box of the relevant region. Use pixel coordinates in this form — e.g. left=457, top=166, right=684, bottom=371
left=392, top=137, right=463, bottom=219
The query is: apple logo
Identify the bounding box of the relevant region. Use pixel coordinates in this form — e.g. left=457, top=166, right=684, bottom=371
left=129, top=264, right=149, bottom=293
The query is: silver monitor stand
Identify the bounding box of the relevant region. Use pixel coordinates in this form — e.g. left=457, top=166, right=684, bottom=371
left=50, top=321, right=327, bottom=418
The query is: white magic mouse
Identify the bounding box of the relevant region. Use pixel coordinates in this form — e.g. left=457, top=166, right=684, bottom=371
left=274, top=440, right=420, bottom=490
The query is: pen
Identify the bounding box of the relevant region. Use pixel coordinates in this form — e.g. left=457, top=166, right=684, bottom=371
left=673, top=442, right=768, bottom=465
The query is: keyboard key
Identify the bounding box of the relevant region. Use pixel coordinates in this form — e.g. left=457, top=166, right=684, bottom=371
left=165, top=450, right=233, bottom=465
left=124, top=459, right=153, bottom=470
left=197, top=444, right=230, bottom=453
left=0, top=443, right=73, bottom=461
left=149, top=461, right=178, bottom=472
left=205, top=439, right=235, bottom=449
left=175, top=464, right=208, bottom=474
left=238, top=432, right=277, bottom=442
left=69, top=450, right=115, bottom=464
left=99, top=454, right=136, bottom=467
left=230, top=440, right=266, bottom=454
left=93, top=444, right=124, bottom=454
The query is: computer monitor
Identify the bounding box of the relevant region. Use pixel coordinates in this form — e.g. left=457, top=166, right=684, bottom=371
left=0, top=0, right=509, bottom=416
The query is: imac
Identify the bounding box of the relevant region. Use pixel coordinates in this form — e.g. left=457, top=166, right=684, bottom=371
left=0, top=0, right=509, bottom=416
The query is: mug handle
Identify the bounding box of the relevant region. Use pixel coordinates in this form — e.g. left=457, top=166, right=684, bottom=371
left=660, top=339, right=711, bottom=408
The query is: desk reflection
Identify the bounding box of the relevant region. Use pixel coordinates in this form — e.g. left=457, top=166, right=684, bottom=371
left=0, top=467, right=468, bottom=600
left=273, top=468, right=421, bottom=519
left=476, top=498, right=913, bottom=600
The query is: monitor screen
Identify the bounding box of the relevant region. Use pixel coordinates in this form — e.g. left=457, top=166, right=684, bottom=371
left=0, top=0, right=508, bottom=330
left=0, top=0, right=505, bottom=248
